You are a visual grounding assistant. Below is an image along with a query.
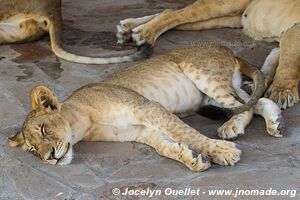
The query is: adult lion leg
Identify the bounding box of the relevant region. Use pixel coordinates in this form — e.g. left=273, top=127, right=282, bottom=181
left=0, top=15, right=46, bottom=44
left=134, top=101, right=241, bottom=166
left=117, top=15, right=242, bottom=44
left=134, top=126, right=211, bottom=171
left=131, top=0, right=251, bottom=46
left=265, top=24, right=300, bottom=109
left=175, top=15, right=242, bottom=31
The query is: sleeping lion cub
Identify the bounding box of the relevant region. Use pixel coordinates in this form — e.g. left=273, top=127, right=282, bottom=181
left=9, top=46, right=283, bottom=171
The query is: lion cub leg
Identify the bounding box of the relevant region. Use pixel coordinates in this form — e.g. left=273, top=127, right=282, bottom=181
left=88, top=119, right=210, bottom=171
left=254, top=98, right=284, bottom=138
left=134, top=101, right=241, bottom=166
left=218, top=109, right=253, bottom=140
left=234, top=90, right=284, bottom=137
left=180, top=62, right=253, bottom=140
left=212, top=95, right=254, bottom=140
left=212, top=90, right=254, bottom=140
left=236, top=85, right=284, bottom=138
left=135, top=126, right=211, bottom=171
left=239, top=48, right=284, bottom=137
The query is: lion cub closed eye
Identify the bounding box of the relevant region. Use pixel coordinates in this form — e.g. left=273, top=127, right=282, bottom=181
left=9, top=46, right=282, bottom=171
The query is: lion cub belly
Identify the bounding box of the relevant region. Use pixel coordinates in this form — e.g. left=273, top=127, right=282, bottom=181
left=135, top=71, right=202, bottom=114
left=242, top=0, right=300, bottom=42
left=105, top=63, right=203, bottom=114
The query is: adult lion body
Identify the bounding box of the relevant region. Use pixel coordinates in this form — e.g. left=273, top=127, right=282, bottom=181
left=9, top=46, right=282, bottom=171
left=0, top=0, right=151, bottom=64
left=117, top=0, right=300, bottom=109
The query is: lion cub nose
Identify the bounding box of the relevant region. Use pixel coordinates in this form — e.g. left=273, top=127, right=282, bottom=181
left=48, top=147, right=56, bottom=160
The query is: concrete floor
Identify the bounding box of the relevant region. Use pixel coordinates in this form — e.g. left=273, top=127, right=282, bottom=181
left=0, top=0, right=299, bottom=200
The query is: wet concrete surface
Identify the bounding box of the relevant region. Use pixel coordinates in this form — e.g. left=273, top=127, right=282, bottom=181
left=0, top=0, right=299, bottom=200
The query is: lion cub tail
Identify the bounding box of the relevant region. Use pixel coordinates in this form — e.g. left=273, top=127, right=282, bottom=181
left=197, top=57, right=267, bottom=120
left=47, top=17, right=153, bottom=64
left=229, top=57, right=267, bottom=115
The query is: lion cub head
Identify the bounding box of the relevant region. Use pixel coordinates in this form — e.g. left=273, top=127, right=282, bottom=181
left=9, top=86, right=73, bottom=165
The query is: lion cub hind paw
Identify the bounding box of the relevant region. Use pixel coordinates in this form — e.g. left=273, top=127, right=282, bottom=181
left=217, top=119, right=245, bottom=140
left=267, top=114, right=285, bottom=137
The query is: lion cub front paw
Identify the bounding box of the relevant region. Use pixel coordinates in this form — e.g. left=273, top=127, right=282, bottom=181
left=173, top=143, right=211, bottom=172
left=207, top=140, right=241, bottom=166
left=188, top=154, right=211, bottom=172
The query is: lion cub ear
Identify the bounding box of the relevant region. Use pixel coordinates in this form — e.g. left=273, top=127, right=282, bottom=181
left=9, top=132, right=25, bottom=147
left=31, top=86, right=61, bottom=112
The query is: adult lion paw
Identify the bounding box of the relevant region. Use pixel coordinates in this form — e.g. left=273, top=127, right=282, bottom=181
left=116, top=19, right=135, bottom=44
left=265, top=80, right=299, bottom=109
left=207, top=140, right=241, bottom=166
left=116, top=15, right=157, bottom=45
left=132, top=25, right=156, bottom=46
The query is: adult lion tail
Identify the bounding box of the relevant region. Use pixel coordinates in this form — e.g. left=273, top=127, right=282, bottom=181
left=48, top=17, right=153, bottom=64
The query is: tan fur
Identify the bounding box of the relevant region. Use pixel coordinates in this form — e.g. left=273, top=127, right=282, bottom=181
left=9, top=46, right=283, bottom=171
left=117, top=0, right=300, bottom=109
left=0, top=0, right=150, bottom=64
